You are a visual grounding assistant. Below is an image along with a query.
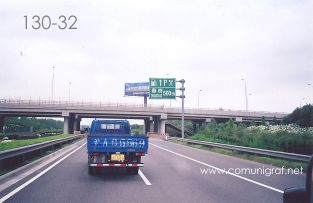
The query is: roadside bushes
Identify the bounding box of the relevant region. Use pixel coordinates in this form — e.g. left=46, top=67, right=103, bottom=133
left=131, top=124, right=144, bottom=134
left=192, top=121, right=313, bottom=155
left=0, top=133, right=4, bottom=140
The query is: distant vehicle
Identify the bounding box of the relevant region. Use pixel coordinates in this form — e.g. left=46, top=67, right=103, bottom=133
left=87, top=120, right=148, bottom=175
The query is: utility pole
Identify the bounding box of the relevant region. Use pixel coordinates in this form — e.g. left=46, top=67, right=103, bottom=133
left=177, top=79, right=185, bottom=138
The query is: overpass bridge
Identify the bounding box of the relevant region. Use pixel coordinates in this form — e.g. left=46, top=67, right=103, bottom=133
left=0, top=98, right=287, bottom=135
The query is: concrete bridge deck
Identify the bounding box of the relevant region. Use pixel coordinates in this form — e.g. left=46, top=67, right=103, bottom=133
left=0, top=98, right=287, bottom=135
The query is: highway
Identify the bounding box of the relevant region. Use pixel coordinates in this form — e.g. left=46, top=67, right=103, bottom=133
left=0, top=139, right=306, bottom=203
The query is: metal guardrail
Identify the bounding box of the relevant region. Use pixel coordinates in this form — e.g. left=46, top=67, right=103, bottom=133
left=0, top=135, right=83, bottom=161
left=169, top=137, right=311, bottom=162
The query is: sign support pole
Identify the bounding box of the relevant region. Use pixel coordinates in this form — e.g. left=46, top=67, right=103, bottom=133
left=177, top=79, right=185, bottom=138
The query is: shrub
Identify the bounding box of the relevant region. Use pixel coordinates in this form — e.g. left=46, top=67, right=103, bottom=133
left=191, top=123, right=313, bottom=155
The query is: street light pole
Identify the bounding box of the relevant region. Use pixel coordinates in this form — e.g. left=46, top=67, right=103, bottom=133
left=68, top=81, right=71, bottom=103
left=197, top=89, right=202, bottom=109
left=308, top=84, right=312, bottom=104
left=241, top=79, right=248, bottom=112
left=300, top=97, right=306, bottom=108
left=51, top=66, right=55, bottom=101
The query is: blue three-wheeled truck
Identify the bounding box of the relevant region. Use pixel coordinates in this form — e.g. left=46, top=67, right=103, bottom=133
left=87, top=120, right=149, bottom=175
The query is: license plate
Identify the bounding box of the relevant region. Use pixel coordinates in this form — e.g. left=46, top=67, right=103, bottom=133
left=111, top=154, right=125, bottom=162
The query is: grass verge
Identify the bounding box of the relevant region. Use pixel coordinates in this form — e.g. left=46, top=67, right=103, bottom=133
left=0, top=136, right=82, bottom=176
left=0, top=134, right=70, bottom=151
left=171, top=140, right=308, bottom=172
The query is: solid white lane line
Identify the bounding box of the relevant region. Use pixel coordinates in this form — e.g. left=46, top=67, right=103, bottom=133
left=0, top=139, right=85, bottom=193
left=150, top=143, right=284, bottom=194
left=0, top=142, right=87, bottom=203
left=139, top=170, right=152, bottom=186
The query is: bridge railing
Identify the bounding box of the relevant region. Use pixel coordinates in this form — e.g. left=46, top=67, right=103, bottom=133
left=0, top=98, right=287, bottom=118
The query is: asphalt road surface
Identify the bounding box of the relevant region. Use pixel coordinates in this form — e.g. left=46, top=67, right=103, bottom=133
left=0, top=138, right=306, bottom=203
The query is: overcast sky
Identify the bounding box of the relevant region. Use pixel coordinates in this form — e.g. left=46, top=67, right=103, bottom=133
left=1, top=0, right=312, bottom=114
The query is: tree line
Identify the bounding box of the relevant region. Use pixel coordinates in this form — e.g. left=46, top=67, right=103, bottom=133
left=4, top=117, right=63, bottom=133
left=283, top=104, right=313, bottom=127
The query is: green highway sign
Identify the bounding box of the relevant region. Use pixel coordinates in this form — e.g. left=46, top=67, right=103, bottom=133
left=149, top=78, right=176, bottom=99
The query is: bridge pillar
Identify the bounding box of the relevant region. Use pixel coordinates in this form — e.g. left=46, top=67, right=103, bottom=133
left=74, top=117, right=81, bottom=131
left=153, top=116, right=158, bottom=133
left=0, top=116, right=4, bottom=133
left=63, top=117, right=69, bottom=134
left=158, top=120, right=166, bottom=134
left=62, top=111, right=75, bottom=134
left=192, top=121, right=203, bottom=133
left=144, top=118, right=150, bottom=134
left=192, top=122, right=197, bottom=133
left=68, top=115, right=75, bottom=134
left=157, top=113, right=167, bottom=134
left=150, top=121, right=154, bottom=132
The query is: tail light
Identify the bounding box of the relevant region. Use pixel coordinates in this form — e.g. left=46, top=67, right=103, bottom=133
left=135, top=152, right=145, bottom=156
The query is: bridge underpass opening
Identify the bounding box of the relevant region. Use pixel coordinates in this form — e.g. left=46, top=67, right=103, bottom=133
left=165, top=119, right=202, bottom=138
left=80, top=118, right=147, bottom=134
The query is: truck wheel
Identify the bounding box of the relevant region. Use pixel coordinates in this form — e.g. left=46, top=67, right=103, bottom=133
left=127, top=167, right=139, bottom=175
left=89, top=166, right=95, bottom=175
